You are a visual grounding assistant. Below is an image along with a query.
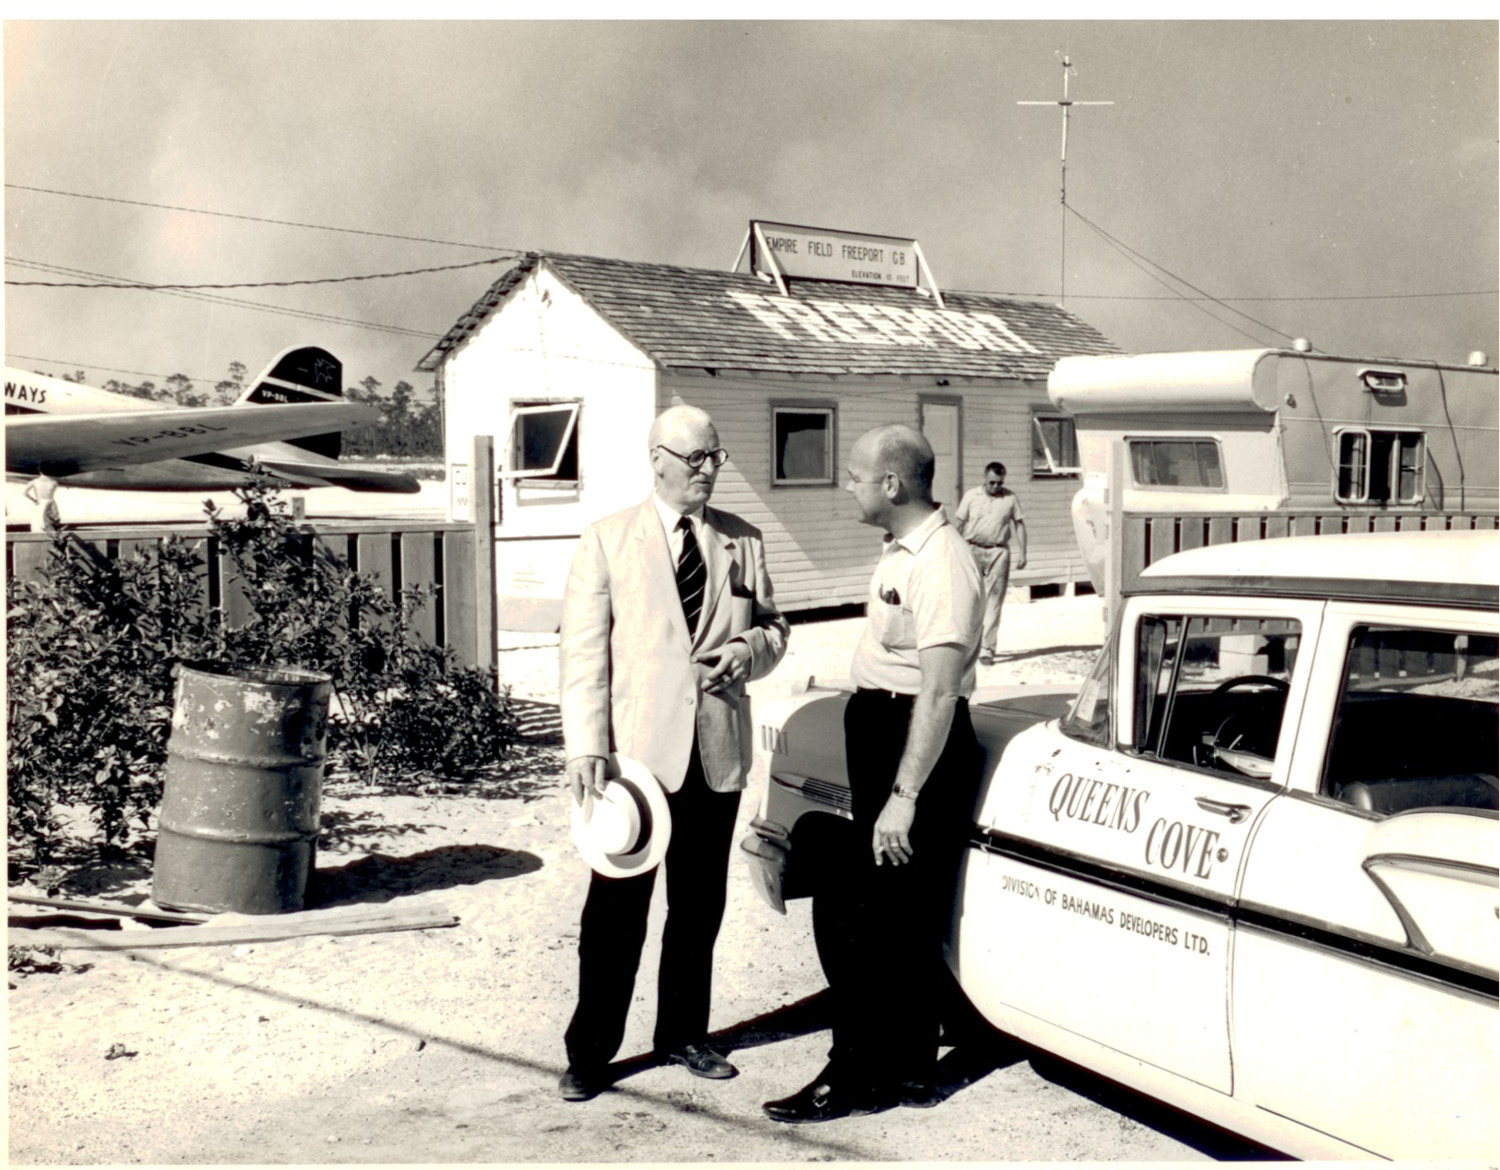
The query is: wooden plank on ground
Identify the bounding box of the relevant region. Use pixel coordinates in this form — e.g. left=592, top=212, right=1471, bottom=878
left=9, top=902, right=459, bottom=951
left=7, top=893, right=208, bottom=924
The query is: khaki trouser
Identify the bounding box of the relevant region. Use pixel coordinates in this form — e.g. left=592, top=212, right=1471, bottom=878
left=969, top=544, right=1011, bottom=654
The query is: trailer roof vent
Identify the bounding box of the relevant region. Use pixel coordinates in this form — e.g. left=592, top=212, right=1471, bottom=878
left=1359, top=367, right=1408, bottom=397
left=1468, top=351, right=1489, bottom=367
left=1291, top=337, right=1313, bottom=353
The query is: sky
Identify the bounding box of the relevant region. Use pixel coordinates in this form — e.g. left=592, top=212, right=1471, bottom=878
left=4, top=20, right=1497, bottom=404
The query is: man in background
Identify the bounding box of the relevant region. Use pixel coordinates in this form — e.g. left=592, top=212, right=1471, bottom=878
left=953, top=461, right=1026, bottom=665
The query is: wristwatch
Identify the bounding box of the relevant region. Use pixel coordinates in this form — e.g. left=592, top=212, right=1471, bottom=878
left=892, top=782, right=921, bottom=801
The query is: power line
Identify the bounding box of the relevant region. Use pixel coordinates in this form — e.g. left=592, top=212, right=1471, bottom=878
left=5, top=253, right=517, bottom=290
left=1065, top=205, right=1293, bottom=346
left=958, top=287, right=1499, bottom=303
left=5, top=182, right=511, bottom=252
left=4, top=353, right=219, bottom=383
left=5, top=351, right=438, bottom=396
left=5, top=258, right=442, bottom=340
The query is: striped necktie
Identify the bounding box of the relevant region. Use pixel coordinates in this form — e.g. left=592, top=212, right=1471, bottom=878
left=675, top=515, right=706, bottom=635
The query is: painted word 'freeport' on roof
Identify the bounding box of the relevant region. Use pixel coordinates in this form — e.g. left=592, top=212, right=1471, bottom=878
left=416, top=251, right=1119, bottom=379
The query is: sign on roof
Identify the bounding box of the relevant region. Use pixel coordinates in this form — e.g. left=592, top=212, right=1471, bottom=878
left=750, top=221, right=920, bottom=289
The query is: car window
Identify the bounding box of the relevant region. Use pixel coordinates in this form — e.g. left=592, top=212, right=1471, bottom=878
left=1324, top=626, right=1499, bottom=816
left=1128, top=614, right=1301, bottom=782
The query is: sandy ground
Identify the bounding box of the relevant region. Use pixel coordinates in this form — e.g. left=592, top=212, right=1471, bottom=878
left=9, top=595, right=1265, bottom=1164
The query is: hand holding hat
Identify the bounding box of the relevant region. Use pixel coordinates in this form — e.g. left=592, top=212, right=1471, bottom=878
left=568, top=753, right=672, bottom=878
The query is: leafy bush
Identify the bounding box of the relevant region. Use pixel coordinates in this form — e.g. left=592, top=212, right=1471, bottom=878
left=6, top=488, right=516, bottom=867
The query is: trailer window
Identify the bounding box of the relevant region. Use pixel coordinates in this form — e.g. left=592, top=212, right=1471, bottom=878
left=772, top=404, right=835, bottom=486
left=1335, top=429, right=1424, bottom=505
left=1129, top=439, right=1224, bottom=490
left=1031, top=413, right=1080, bottom=477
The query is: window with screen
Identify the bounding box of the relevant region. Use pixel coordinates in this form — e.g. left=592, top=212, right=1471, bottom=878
left=1128, top=439, right=1225, bottom=490
left=772, top=404, right=835, bottom=486
left=1032, top=413, right=1080, bottom=477
left=1335, top=429, right=1425, bottom=505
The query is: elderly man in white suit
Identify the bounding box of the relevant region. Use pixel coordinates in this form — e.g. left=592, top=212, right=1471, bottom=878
left=558, top=404, right=789, bottom=1102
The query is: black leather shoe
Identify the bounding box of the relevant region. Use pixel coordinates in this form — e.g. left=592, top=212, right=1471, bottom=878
left=558, top=1066, right=609, bottom=1101
left=664, top=1042, right=737, bottom=1079
left=899, top=1079, right=940, bottom=1108
left=762, top=1078, right=890, bottom=1124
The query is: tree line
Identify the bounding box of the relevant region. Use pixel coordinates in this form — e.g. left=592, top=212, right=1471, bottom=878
left=51, top=361, right=443, bottom=459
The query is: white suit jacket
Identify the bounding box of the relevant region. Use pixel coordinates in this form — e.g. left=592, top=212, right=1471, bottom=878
left=560, top=497, right=790, bottom=793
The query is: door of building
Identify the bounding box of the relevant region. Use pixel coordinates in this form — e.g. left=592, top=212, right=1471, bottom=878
left=920, top=398, right=962, bottom=519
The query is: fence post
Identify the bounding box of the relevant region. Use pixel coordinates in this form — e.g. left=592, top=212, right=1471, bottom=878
left=472, top=434, right=498, bottom=686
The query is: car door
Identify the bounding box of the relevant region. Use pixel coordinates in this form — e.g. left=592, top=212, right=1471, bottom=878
left=960, top=596, right=1322, bottom=1095
left=1232, top=604, right=1498, bottom=1161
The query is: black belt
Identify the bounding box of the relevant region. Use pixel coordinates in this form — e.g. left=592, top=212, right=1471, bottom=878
left=967, top=540, right=1007, bottom=549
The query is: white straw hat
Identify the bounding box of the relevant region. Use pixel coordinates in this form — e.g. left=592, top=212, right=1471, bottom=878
left=568, top=754, right=672, bottom=877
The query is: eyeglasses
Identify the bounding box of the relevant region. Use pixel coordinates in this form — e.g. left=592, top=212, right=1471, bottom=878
left=656, top=445, right=729, bottom=470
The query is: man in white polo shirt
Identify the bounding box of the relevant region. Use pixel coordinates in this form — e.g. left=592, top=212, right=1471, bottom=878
left=763, top=423, right=982, bottom=1125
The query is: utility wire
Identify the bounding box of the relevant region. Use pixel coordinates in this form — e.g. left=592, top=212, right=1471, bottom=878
left=5, top=182, right=511, bottom=252
left=6, top=258, right=442, bottom=340
left=5, top=253, right=517, bottom=290
left=958, top=287, right=1499, bottom=302
left=1064, top=205, right=1291, bottom=346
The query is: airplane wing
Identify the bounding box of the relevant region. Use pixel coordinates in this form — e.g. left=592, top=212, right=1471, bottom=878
left=253, top=458, right=422, bottom=494
left=4, top=402, right=372, bottom=477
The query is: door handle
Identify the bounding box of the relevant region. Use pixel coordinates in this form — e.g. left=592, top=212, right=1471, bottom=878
left=1195, top=797, right=1251, bottom=824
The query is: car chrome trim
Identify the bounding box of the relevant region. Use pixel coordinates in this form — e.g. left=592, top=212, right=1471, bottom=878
left=1233, top=903, right=1497, bottom=1002
left=972, top=827, right=1499, bottom=1002
left=770, top=772, right=853, bottom=813
left=1125, top=575, right=1498, bottom=610
left=1250, top=1105, right=1385, bottom=1159
left=970, top=827, right=1233, bottom=920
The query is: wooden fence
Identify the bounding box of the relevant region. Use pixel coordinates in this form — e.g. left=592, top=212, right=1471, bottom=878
left=1113, top=509, right=1499, bottom=618
left=6, top=519, right=495, bottom=673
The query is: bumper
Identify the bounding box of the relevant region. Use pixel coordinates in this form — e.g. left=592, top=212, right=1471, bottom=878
left=738, top=816, right=791, bottom=914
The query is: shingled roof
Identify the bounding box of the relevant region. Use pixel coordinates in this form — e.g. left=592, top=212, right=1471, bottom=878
left=416, top=251, right=1120, bottom=379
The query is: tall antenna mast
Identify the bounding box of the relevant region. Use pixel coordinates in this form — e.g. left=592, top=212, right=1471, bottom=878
left=1018, top=54, right=1113, bottom=304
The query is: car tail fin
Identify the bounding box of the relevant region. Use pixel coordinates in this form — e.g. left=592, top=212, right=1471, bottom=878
left=235, top=345, right=346, bottom=459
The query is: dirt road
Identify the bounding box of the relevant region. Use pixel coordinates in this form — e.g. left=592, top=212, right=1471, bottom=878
left=9, top=596, right=1267, bottom=1162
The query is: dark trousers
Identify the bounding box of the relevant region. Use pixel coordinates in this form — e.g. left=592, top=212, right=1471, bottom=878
left=823, top=689, right=980, bottom=1092
left=563, top=741, right=742, bottom=1070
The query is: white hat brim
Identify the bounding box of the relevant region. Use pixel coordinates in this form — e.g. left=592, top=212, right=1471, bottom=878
left=569, top=753, right=672, bottom=878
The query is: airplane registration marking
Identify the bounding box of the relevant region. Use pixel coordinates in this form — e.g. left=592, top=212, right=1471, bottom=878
left=112, top=423, right=232, bottom=448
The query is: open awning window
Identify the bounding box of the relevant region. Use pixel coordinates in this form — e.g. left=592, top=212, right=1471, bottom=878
left=501, top=402, right=580, bottom=481
left=1031, top=413, right=1081, bottom=476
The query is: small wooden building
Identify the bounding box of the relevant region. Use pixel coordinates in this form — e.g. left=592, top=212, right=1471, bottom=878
left=417, top=248, right=1120, bottom=629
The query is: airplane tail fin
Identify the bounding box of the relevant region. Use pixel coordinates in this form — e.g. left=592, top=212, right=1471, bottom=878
left=236, top=345, right=347, bottom=460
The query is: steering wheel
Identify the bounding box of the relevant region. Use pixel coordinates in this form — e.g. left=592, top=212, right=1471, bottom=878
left=1196, top=676, right=1290, bottom=777
left=1210, top=675, right=1290, bottom=697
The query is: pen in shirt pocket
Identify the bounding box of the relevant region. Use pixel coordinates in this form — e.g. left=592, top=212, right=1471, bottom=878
left=879, top=584, right=901, bottom=605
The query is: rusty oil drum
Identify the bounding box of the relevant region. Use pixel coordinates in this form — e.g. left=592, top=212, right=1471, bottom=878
left=152, top=663, right=333, bottom=915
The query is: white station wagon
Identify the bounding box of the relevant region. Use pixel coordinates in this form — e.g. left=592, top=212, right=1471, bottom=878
left=742, top=529, right=1497, bottom=1160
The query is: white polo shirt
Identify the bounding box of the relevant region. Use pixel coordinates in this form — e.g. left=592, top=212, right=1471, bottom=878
left=850, top=507, right=982, bottom=696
